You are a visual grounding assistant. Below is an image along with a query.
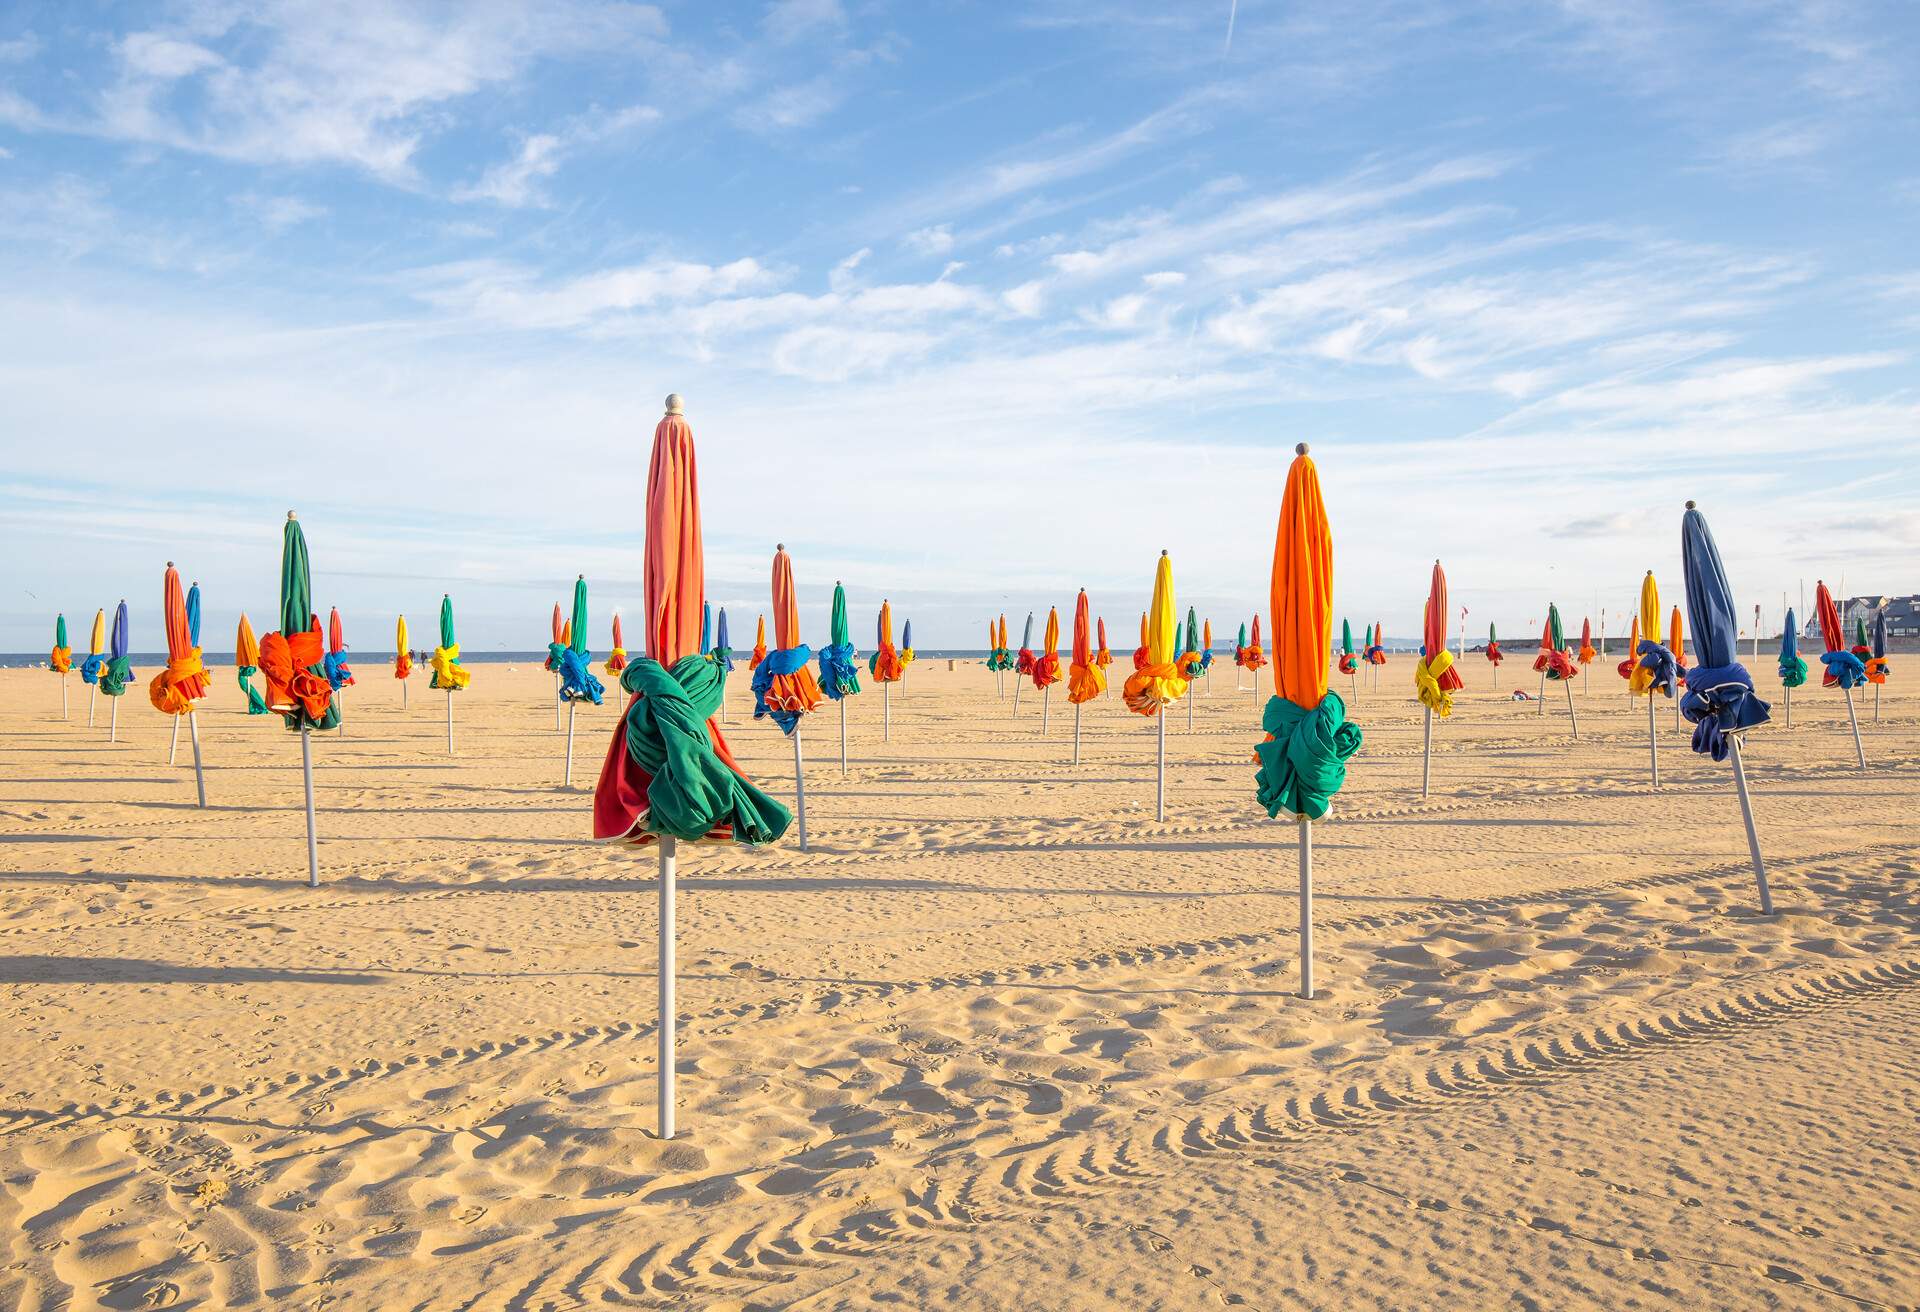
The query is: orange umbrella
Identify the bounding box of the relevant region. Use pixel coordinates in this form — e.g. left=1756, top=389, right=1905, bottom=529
left=750, top=615, right=767, bottom=668
left=1068, top=591, right=1105, bottom=710
left=236, top=613, right=268, bottom=715
left=606, top=614, right=628, bottom=675
left=150, top=563, right=212, bottom=806
left=1253, top=444, right=1359, bottom=998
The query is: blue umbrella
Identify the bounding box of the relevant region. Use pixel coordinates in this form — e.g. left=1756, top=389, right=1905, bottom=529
left=103, top=599, right=134, bottom=739
left=1871, top=609, right=1891, bottom=722
left=902, top=619, right=912, bottom=652
left=713, top=607, right=733, bottom=671
left=700, top=601, right=712, bottom=657
left=186, top=583, right=202, bottom=646
left=1777, top=606, right=1807, bottom=729
left=1678, top=501, right=1773, bottom=913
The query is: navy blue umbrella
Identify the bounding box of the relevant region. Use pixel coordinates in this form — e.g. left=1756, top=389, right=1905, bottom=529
left=1679, top=501, right=1773, bottom=913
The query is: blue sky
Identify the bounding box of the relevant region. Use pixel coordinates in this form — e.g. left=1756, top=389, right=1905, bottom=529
left=2, top=0, right=1916, bottom=654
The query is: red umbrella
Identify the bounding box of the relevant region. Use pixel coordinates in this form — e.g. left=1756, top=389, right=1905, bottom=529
left=1414, top=560, right=1461, bottom=798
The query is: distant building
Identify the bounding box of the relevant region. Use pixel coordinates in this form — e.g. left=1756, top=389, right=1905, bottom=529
left=1810, top=595, right=1920, bottom=640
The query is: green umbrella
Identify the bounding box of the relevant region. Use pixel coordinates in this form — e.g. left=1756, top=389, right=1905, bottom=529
left=571, top=576, right=591, bottom=657
left=432, top=595, right=468, bottom=691
left=55, top=613, right=68, bottom=653
left=276, top=515, right=337, bottom=733
left=1549, top=603, right=1565, bottom=652
left=1341, top=618, right=1353, bottom=657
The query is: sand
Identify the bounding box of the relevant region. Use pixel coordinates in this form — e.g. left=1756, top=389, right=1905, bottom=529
left=1, top=658, right=1916, bottom=1310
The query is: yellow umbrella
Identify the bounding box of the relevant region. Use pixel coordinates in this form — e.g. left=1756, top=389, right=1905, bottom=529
left=1122, top=551, right=1189, bottom=820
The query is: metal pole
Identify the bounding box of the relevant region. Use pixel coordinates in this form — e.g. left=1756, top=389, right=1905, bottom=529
left=301, top=727, right=319, bottom=887
left=1537, top=669, right=1544, bottom=713
left=61, top=676, right=67, bottom=720
left=88, top=684, right=97, bottom=728
left=446, top=691, right=453, bottom=755
left=1186, top=687, right=1192, bottom=732
left=554, top=674, right=562, bottom=732
left=1421, top=706, right=1432, bottom=799
left=1042, top=685, right=1050, bottom=735
left=1012, top=677, right=1022, bottom=720
left=188, top=711, right=206, bottom=809
left=1784, top=682, right=1791, bottom=730
left=792, top=726, right=809, bottom=852
left=339, top=687, right=347, bottom=738
left=1298, top=818, right=1313, bottom=1000
left=564, top=702, right=576, bottom=788
left=658, top=835, right=677, bottom=1139
left=169, top=715, right=180, bottom=765
left=1073, top=701, right=1082, bottom=766
left=110, top=698, right=118, bottom=743
left=1647, top=696, right=1659, bottom=787
left=1843, top=687, right=1866, bottom=770
left=402, top=677, right=407, bottom=711
left=839, top=696, right=847, bottom=778
left=1566, top=681, right=1579, bottom=739
left=1729, top=739, right=1772, bottom=916
left=1155, top=709, right=1166, bottom=822
left=884, top=682, right=892, bottom=742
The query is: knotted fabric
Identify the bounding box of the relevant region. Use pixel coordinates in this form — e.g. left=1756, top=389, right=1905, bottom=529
left=98, top=656, right=133, bottom=698
left=1242, top=641, right=1267, bottom=671
left=1778, top=653, right=1808, bottom=688
left=395, top=650, right=412, bottom=679
left=1864, top=655, right=1891, bottom=686
left=259, top=628, right=336, bottom=729
left=1485, top=641, right=1503, bottom=666
left=430, top=643, right=471, bottom=691
left=1095, top=643, right=1112, bottom=667
left=1680, top=662, right=1770, bottom=761
left=323, top=650, right=355, bottom=691
left=1336, top=653, right=1358, bottom=675
left=1029, top=651, right=1060, bottom=690
left=81, top=654, right=105, bottom=685
left=1578, top=641, right=1597, bottom=665
left=819, top=641, right=861, bottom=699
left=1414, top=649, right=1457, bottom=716
left=1820, top=649, right=1866, bottom=690
left=869, top=644, right=903, bottom=683
left=50, top=647, right=72, bottom=674
left=148, top=648, right=209, bottom=715
left=1364, top=644, right=1385, bottom=666
left=1067, top=658, right=1105, bottom=703
left=237, top=665, right=269, bottom=714
left=605, top=647, right=627, bottom=675
left=752, top=644, right=820, bottom=734
left=1534, top=648, right=1578, bottom=681
left=987, top=645, right=1013, bottom=671
left=551, top=643, right=605, bottom=704
left=595, top=656, right=792, bottom=845
left=1254, top=691, right=1362, bottom=821
left=1630, top=639, right=1677, bottom=697
left=1015, top=647, right=1036, bottom=676
left=1122, top=662, right=1188, bottom=716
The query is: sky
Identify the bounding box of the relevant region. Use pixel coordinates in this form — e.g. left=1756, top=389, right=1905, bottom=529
left=2, top=0, right=1917, bottom=655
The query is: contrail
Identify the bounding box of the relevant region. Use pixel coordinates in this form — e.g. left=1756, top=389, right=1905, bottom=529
left=1224, top=0, right=1238, bottom=54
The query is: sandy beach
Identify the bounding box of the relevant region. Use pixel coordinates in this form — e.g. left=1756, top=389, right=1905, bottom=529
left=1, top=659, right=1916, bottom=1310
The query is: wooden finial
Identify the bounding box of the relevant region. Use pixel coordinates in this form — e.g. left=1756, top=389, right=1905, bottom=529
left=287, top=511, right=297, bottom=521
left=1685, top=500, right=1696, bottom=510
left=1295, top=442, right=1309, bottom=455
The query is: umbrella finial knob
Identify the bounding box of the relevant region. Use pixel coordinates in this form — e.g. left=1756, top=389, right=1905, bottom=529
left=777, top=542, right=785, bottom=551
left=166, top=560, right=173, bottom=567
left=1295, top=442, right=1308, bottom=455
left=664, top=393, right=684, bottom=415
left=1685, top=500, right=1696, bottom=510
left=1161, top=548, right=1168, bottom=556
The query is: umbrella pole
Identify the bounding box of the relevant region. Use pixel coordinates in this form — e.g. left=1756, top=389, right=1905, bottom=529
left=1566, top=680, right=1580, bottom=740
left=169, top=714, right=181, bottom=765
left=61, top=676, right=67, bottom=720
left=1421, top=706, right=1432, bottom=799
left=792, top=725, right=809, bottom=852
left=1873, top=683, right=1880, bottom=724
left=1298, top=818, right=1313, bottom=1000
left=1073, top=701, right=1082, bottom=766
left=839, top=696, right=847, bottom=778
left=564, top=701, right=576, bottom=788
left=339, top=688, right=347, bottom=738
left=1012, top=678, right=1022, bottom=720
left=110, top=698, right=118, bottom=743
left=658, top=834, right=677, bottom=1140
left=1784, top=683, right=1791, bottom=730
left=555, top=674, right=562, bottom=732
left=1350, top=669, right=1358, bottom=707
left=1185, top=688, right=1192, bottom=733
left=1842, top=687, right=1866, bottom=770
left=885, top=682, right=892, bottom=742
left=1646, top=696, right=1659, bottom=787
left=446, top=691, right=453, bottom=755
left=301, top=727, right=319, bottom=887
left=1155, top=708, right=1166, bottom=822
left=1728, top=739, right=1772, bottom=916
left=1042, top=685, right=1049, bottom=735
left=1537, top=670, right=1544, bottom=713
left=88, top=684, right=97, bottom=728
left=402, top=678, right=408, bottom=711
left=188, top=710, right=206, bottom=809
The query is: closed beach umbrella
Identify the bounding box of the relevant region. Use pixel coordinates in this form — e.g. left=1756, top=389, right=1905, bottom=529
left=1678, top=501, right=1774, bottom=911
left=325, top=607, right=355, bottom=690
left=50, top=613, right=71, bottom=718
left=236, top=613, right=268, bottom=715
left=1254, top=444, right=1360, bottom=999
left=1485, top=623, right=1503, bottom=684
left=150, top=563, right=210, bottom=803
left=430, top=593, right=471, bottom=756
left=870, top=598, right=903, bottom=742
left=395, top=613, right=413, bottom=691
left=590, top=395, right=792, bottom=1140
left=260, top=513, right=337, bottom=886
left=1814, top=581, right=1867, bottom=768
left=1627, top=571, right=1676, bottom=784
left=81, top=608, right=107, bottom=726
left=1067, top=590, right=1105, bottom=760
left=554, top=575, right=605, bottom=787
left=1122, top=551, right=1189, bottom=820
left=607, top=614, right=628, bottom=675
left=1778, top=608, right=1807, bottom=719
left=1096, top=616, right=1111, bottom=668
left=1867, top=610, right=1891, bottom=722
left=1412, top=561, right=1460, bottom=798
left=186, top=583, right=202, bottom=647
left=820, top=582, right=861, bottom=776
left=751, top=543, right=825, bottom=852
left=713, top=609, right=733, bottom=669
left=752, top=615, right=767, bottom=668
left=101, top=600, right=135, bottom=741
left=1031, top=604, right=1062, bottom=734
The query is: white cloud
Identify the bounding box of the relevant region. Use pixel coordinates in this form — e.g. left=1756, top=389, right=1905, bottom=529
left=453, top=133, right=565, bottom=207
left=903, top=224, right=955, bottom=256
left=764, top=0, right=847, bottom=44
left=733, top=77, right=844, bottom=133
left=232, top=192, right=326, bottom=231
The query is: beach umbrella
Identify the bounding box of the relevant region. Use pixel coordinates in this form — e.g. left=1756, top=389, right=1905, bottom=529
left=1412, top=562, right=1461, bottom=798
left=1627, top=571, right=1676, bottom=785
left=987, top=614, right=1012, bottom=697
left=259, top=513, right=338, bottom=885
left=1011, top=612, right=1036, bottom=719
left=1867, top=610, right=1891, bottom=722
left=1254, top=444, right=1360, bottom=999
left=149, top=563, right=211, bottom=803
left=1533, top=604, right=1579, bottom=734
left=1202, top=618, right=1215, bottom=695
left=547, top=602, right=566, bottom=729
left=1233, top=621, right=1247, bottom=673
left=1617, top=614, right=1641, bottom=692
left=430, top=593, right=471, bottom=754
left=1244, top=614, right=1268, bottom=711
left=751, top=615, right=767, bottom=669
left=1485, top=622, right=1503, bottom=689
left=1178, top=607, right=1203, bottom=730
left=1777, top=607, right=1807, bottom=728
left=1668, top=604, right=1688, bottom=731
left=1336, top=618, right=1359, bottom=704
left=1578, top=617, right=1596, bottom=696
left=1813, top=581, right=1867, bottom=769
left=1096, top=616, right=1112, bottom=677
left=899, top=618, right=915, bottom=698
left=81, top=608, right=107, bottom=726
left=1678, top=502, right=1774, bottom=913
left=869, top=599, right=904, bottom=742
left=1031, top=605, right=1062, bottom=734
left=1122, top=551, right=1189, bottom=821
left=700, top=602, right=712, bottom=660
left=592, top=395, right=792, bottom=1141
left=236, top=614, right=269, bottom=715
left=751, top=543, right=824, bottom=850
left=1364, top=620, right=1385, bottom=692
left=325, top=606, right=355, bottom=735
left=394, top=614, right=412, bottom=709
left=101, top=600, right=134, bottom=742
left=555, top=575, right=605, bottom=787
left=1067, top=590, right=1105, bottom=762
left=50, top=613, right=71, bottom=718
left=820, top=581, right=861, bottom=776
left=711, top=608, right=733, bottom=720
left=607, top=614, right=629, bottom=676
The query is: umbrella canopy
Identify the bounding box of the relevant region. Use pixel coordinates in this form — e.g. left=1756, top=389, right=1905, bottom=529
left=1256, top=445, right=1359, bottom=819
left=256, top=516, right=335, bottom=728
left=1123, top=552, right=1189, bottom=715
left=607, top=613, right=628, bottom=674
left=901, top=618, right=914, bottom=662
left=713, top=608, right=733, bottom=670
left=751, top=615, right=767, bottom=668
left=1578, top=617, right=1596, bottom=664
left=820, top=582, right=861, bottom=698
left=395, top=614, right=412, bottom=679
left=236, top=613, right=268, bottom=713
left=701, top=602, right=712, bottom=658
left=554, top=576, right=604, bottom=704
left=324, top=606, right=355, bottom=691
left=1867, top=610, right=1891, bottom=683
left=1134, top=611, right=1149, bottom=669
left=1096, top=616, right=1111, bottom=665
left=1853, top=616, right=1870, bottom=653
left=186, top=583, right=202, bottom=647
left=1779, top=608, right=1807, bottom=687
left=96, top=600, right=133, bottom=697
left=1337, top=617, right=1358, bottom=674
left=596, top=401, right=789, bottom=843
left=150, top=563, right=210, bottom=714
left=1069, top=589, right=1105, bottom=703
left=870, top=598, right=903, bottom=683
left=80, top=608, right=107, bottom=685
left=1486, top=621, right=1503, bottom=665
left=546, top=603, right=564, bottom=670
left=1679, top=503, right=1770, bottom=758
left=1414, top=561, right=1461, bottom=714
left=1814, top=581, right=1865, bottom=688
left=430, top=593, right=471, bottom=692
left=1629, top=572, right=1677, bottom=697
left=1365, top=619, right=1385, bottom=664
left=1668, top=605, right=1687, bottom=676
left=50, top=614, right=71, bottom=673
left=986, top=614, right=1012, bottom=670
left=1015, top=612, right=1036, bottom=675
left=1535, top=604, right=1575, bottom=680
left=751, top=545, right=824, bottom=734
left=1245, top=614, right=1267, bottom=670
left=1031, top=605, right=1061, bottom=689
left=1179, top=606, right=1203, bottom=677
left=1235, top=621, right=1248, bottom=664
